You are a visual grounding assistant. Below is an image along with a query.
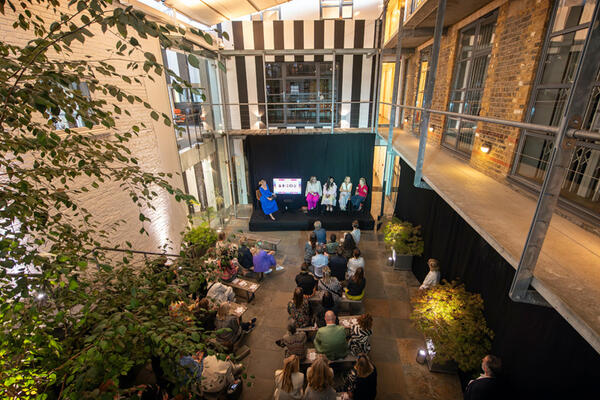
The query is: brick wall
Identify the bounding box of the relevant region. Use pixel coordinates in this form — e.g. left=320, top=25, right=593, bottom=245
left=0, top=3, right=189, bottom=252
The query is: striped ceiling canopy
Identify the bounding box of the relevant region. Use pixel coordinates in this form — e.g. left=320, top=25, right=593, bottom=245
left=164, top=0, right=291, bottom=26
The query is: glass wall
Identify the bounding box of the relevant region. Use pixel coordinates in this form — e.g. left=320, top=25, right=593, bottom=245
left=379, top=62, right=395, bottom=125
left=411, top=46, right=430, bottom=135
left=384, top=0, right=402, bottom=44
left=513, top=1, right=599, bottom=216
left=443, top=11, right=497, bottom=155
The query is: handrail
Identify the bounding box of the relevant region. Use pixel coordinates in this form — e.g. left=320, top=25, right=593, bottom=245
left=93, top=247, right=182, bottom=258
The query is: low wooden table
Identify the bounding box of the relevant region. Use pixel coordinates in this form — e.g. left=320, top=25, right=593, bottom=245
left=223, top=277, right=260, bottom=302
left=301, top=348, right=356, bottom=369
left=227, top=302, right=247, bottom=318
left=243, top=233, right=281, bottom=252
left=308, top=291, right=363, bottom=313
left=339, top=315, right=360, bottom=332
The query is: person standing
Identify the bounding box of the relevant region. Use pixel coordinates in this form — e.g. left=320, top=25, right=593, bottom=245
left=305, top=176, right=322, bottom=211
left=259, top=179, right=278, bottom=220
left=321, top=176, right=337, bottom=212
left=419, top=258, right=441, bottom=290
left=338, top=176, right=352, bottom=211
left=274, top=355, right=304, bottom=400
left=464, top=355, right=503, bottom=400
left=350, top=177, right=368, bottom=211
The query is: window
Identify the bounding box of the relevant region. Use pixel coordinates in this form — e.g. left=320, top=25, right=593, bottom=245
left=54, top=82, right=91, bottom=130
left=265, top=61, right=339, bottom=127
left=512, top=1, right=599, bottom=216
left=442, top=11, right=497, bottom=154
left=405, top=0, right=426, bottom=20
left=320, top=0, right=353, bottom=20
left=251, top=7, right=280, bottom=21
left=412, top=47, right=431, bottom=135
left=384, top=0, right=402, bottom=44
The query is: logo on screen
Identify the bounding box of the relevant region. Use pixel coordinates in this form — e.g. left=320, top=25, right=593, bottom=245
left=273, top=178, right=302, bottom=195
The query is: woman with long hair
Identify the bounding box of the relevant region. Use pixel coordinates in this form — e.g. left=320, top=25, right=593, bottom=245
left=344, top=267, right=366, bottom=301
left=214, top=302, right=256, bottom=349
left=317, top=266, right=342, bottom=304
left=341, top=232, right=356, bottom=260
left=342, top=353, right=377, bottom=400
left=338, top=176, right=352, bottom=211
left=314, top=290, right=339, bottom=328
left=321, top=176, right=337, bottom=212
left=287, top=287, right=312, bottom=328
left=258, top=179, right=278, bottom=220
left=304, top=232, right=318, bottom=264
left=348, top=313, right=373, bottom=356
left=305, top=176, right=322, bottom=211
left=274, top=354, right=304, bottom=400
left=304, top=354, right=336, bottom=399
left=346, top=248, right=365, bottom=279
left=350, top=177, right=368, bottom=211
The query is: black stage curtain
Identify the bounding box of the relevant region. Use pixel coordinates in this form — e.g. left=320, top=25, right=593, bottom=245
left=394, top=158, right=600, bottom=399
left=245, top=134, right=375, bottom=211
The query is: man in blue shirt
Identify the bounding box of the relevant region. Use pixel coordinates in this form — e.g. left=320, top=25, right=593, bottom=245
left=314, top=220, right=326, bottom=244
left=311, top=245, right=329, bottom=278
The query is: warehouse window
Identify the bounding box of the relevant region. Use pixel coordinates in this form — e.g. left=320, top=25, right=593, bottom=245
left=320, top=0, right=353, bottom=20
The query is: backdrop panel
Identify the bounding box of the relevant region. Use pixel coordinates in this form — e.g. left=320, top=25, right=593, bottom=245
left=394, top=158, right=600, bottom=399
left=245, top=133, right=375, bottom=211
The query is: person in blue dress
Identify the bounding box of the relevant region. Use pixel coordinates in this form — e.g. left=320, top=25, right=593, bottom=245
left=259, top=179, right=278, bottom=221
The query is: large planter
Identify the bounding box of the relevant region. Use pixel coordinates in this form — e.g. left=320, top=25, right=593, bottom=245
left=425, top=338, right=458, bottom=374
left=392, top=249, right=413, bottom=271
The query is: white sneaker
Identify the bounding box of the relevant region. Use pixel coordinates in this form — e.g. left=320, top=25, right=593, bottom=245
left=264, top=269, right=273, bottom=275
left=275, top=265, right=284, bottom=271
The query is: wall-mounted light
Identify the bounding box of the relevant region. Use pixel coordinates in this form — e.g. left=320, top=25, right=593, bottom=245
left=428, top=126, right=434, bottom=132
left=403, top=118, right=408, bottom=123
left=480, top=143, right=492, bottom=154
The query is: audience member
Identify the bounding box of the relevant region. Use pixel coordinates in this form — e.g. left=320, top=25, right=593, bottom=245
left=252, top=247, right=283, bottom=281
left=295, top=263, right=318, bottom=296
left=325, top=234, right=339, bottom=255
left=206, top=281, right=235, bottom=305
left=304, top=354, right=336, bottom=400
left=304, top=232, right=318, bottom=264
left=277, top=319, right=307, bottom=360
left=274, top=354, right=304, bottom=400
left=350, top=220, right=361, bottom=245
left=218, top=247, right=239, bottom=282
left=313, top=221, right=327, bottom=244
left=348, top=313, right=373, bottom=356
left=194, top=297, right=217, bottom=331
left=345, top=267, right=366, bottom=301
left=215, top=231, right=228, bottom=255
left=314, top=311, right=347, bottom=360
left=214, top=302, right=255, bottom=348
left=328, top=247, right=348, bottom=282
left=342, top=354, right=377, bottom=400
left=311, top=245, right=329, bottom=278
left=464, top=355, right=502, bottom=400
left=237, top=238, right=254, bottom=271
left=341, top=233, right=356, bottom=259
left=346, top=248, right=365, bottom=279
left=314, top=291, right=339, bottom=328
left=317, top=266, right=343, bottom=304
left=180, top=351, right=243, bottom=395
left=419, top=258, right=441, bottom=290
left=287, top=287, right=313, bottom=328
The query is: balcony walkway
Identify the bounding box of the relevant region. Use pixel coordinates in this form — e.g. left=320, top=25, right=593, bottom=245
left=377, top=128, right=600, bottom=353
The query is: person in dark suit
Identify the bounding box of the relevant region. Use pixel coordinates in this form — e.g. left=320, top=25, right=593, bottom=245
left=464, top=355, right=502, bottom=400
left=328, top=247, right=348, bottom=282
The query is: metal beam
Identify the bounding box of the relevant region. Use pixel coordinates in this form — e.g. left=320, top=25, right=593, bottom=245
left=413, top=0, right=446, bottom=189
left=220, top=48, right=378, bottom=56
left=509, top=2, right=600, bottom=305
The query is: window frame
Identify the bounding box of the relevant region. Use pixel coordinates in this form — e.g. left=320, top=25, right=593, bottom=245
left=320, top=0, right=353, bottom=20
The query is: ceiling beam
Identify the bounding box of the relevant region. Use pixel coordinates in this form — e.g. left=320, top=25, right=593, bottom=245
left=246, top=0, right=261, bottom=12
left=198, top=0, right=231, bottom=21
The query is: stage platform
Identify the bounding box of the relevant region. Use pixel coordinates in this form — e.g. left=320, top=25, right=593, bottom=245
left=249, top=209, right=375, bottom=232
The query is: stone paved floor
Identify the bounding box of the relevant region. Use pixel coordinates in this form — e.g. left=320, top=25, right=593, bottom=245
left=222, top=209, right=462, bottom=399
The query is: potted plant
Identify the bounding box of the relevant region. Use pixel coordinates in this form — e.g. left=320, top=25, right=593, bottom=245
left=383, top=218, right=424, bottom=270
left=183, top=223, right=218, bottom=258
left=410, top=280, right=494, bottom=373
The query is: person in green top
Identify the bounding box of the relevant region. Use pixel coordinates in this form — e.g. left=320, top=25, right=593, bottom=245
left=325, top=234, right=339, bottom=255
left=314, top=310, right=348, bottom=361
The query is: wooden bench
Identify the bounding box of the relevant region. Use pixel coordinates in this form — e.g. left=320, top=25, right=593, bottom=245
left=308, top=291, right=363, bottom=313
left=297, top=324, right=319, bottom=341
left=243, top=233, right=281, bottom=252
left=223, top=277, right=260, bottom=302
left=301, top=348, right=356, bottom=370
left=226, top=302, right=247, bottom=318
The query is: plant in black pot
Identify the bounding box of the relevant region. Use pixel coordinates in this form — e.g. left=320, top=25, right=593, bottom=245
left=183, top=223, right=218, bottom=259
left=383, top=218, right=424, bottom=270
left=410, top=280, right=494, bottom=373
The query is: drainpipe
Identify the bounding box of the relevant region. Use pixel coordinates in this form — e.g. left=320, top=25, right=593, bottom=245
left=413, top=0, right=446, bottom=189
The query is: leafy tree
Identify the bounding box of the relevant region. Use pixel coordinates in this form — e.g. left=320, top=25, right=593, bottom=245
left=0, top=0, right=229, bottom=398
left=383, top=218, right=424, bottom=256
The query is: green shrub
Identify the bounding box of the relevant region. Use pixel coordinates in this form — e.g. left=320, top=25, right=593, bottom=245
left=183, top=224, right=218, bottom=258
left=410, top=281, right=494, bottom=371
left=383, top=218, right=424, bottom=256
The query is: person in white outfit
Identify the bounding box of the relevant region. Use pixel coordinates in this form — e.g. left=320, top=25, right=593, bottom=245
left=338, top=176, right=352, bottom=211
left=321, top=176, right=337, bottom=212
left=419, top=258, right=441, bottom=290
left=306, top=176, right=322, bottom=211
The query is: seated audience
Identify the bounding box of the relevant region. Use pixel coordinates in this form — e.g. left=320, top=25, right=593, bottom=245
left=314, top=310, right=348, bottom=360
left=328, top=247, right=348, bottom=282
left=206, top=282, right=235, bottom=305
left=304, top=354, right=336, bottom=400
left=194, top=297, right=217, bottom=331
left=180, top=351, right=243, bottom=395
left=350, top=220, right=361, bottom=245
left=348, top=314, right=373, bottom=356
left=252, top=247, right=282, bottom=281
left=419, top=258, right=441, bottom=290
left=237, top=238, right=254, bottom=271
left=277, top=319, right=307, bottom=360
left=215, top=231, right=228, bottom=255
left=341, top=233, right=356, bottom=260
left=311, top=245, right=329, bottom=278
left=346, top=249, right=365, bottom=279
left=313, top=220, right=327, bottom=244
left=464, top=355, right=502, bottom=400
left=325, top=234, right=339, bottom=255
left=345, top=267, right=366, bottom=301
left=317, top=267, right=343, bottom=304
left=274, top=355, right=304, bottom=400
left=342, top=353, right=377, bottom=400
left=314, top=291, right=339, bottom=328
left=295, top=263, right=318, bottom=296
left=287, top=287, right=313, bottom=328
left=218, top=248, right=239, bottom=282
left=214, top=302, right=255, bottom=348
left=304, top=233, right=318, bottom=264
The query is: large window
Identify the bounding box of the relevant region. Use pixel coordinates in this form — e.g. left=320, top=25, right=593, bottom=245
left=512, top=1, right=599, bottom=216
left=412, top=46, right=430, bottom=135
left=443, top=11, right=497, bottom=154
left=54, top=82, right=92, bottom=130
left=384, top=0, right=402, bottom=44
left=320, top=0, right=353, bottom=20
left=266, top=61, right=339, bottom=127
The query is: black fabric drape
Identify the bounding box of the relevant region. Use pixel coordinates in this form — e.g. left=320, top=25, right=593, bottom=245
left=245, top=134, right=375, bottom=211
left=394, top=158, right=600, bottom=399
